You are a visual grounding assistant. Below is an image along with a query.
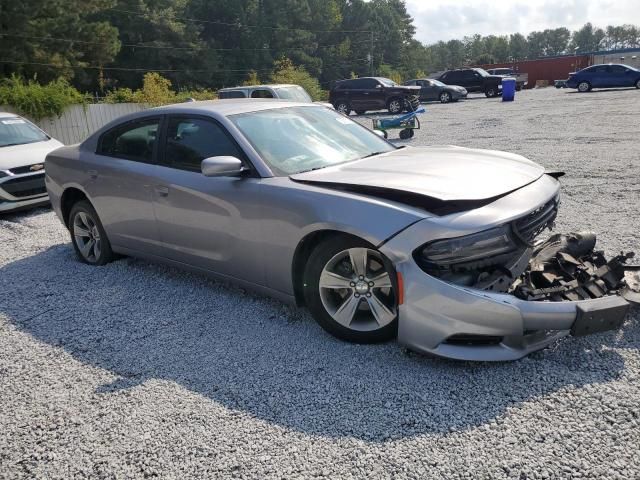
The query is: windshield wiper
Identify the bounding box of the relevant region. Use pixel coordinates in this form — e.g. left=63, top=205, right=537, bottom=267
left=360, top=151, right=388, bottom=160
left=296, top=166, right=328, bottom=174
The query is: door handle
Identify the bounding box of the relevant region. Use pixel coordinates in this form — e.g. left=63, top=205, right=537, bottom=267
left=88, top=169, right=98, bottom=179
left=155, top=185, right=169, bottom=197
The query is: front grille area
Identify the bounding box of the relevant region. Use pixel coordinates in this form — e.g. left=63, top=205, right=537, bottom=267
left=512, top=197, right=559, bottom=245
left=1, top=173, right=46, bottom=198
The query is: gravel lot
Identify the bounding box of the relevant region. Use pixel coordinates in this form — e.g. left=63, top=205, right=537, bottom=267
left=1, top=87, right=639, bottom=479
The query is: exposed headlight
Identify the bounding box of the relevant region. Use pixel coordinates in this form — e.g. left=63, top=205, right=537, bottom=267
left=420, top=226, right=516, bottom=266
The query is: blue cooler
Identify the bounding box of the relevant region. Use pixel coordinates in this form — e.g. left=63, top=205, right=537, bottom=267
left=502, top=77, right=516, bottom=101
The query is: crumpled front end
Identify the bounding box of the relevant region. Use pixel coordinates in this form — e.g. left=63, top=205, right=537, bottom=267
left=380, top=175, right=639, bottom=361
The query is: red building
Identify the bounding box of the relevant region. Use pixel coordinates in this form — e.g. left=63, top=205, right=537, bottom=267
left=479, top=55, right=590, bottom=88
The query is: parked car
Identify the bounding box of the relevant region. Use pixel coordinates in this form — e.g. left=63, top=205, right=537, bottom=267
left=0, top=113, right=63, bottom=213
left=218, top=84, right=312, bottom=101
left=329, top=77, right=421, bottom=115
left=437, top=68, right=504, bottom=97
left=566, top=64, right=640, bottom=92
left=403, top=78, right=467, bottom=103
left=486, top=68, right=528, bottom=91
left=45, top=100, right=637, bottom=361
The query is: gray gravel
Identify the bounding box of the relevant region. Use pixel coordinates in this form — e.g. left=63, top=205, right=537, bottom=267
left=1, top=87, right=639, bottom=479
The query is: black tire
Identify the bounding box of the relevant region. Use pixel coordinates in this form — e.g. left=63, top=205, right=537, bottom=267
left=387, top=97, right=403, bottom=114
left=399, top=129, right=412, bottom=140
left=635, top=79, right=640, bottom=89
left=69, top=200, right=115, bottom=266
left=382, top=131, right=388, bottom=139
left=334, top=101, right=351, bottom=115
left=439, top=91, right=452, bottom=103
left=408, top=129, right=415, bottom=138
left=485, top=86, right=498, bottom=98
left=355, top=110, right=366, bottom=115
left=303, top=236, right=398, bottom=344
left=577, top=81, right=591, bottom=92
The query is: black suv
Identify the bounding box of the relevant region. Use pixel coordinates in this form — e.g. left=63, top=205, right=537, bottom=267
left=437, top=68, right=504, bottom=97
left=329, top=77, right=421, bottom=115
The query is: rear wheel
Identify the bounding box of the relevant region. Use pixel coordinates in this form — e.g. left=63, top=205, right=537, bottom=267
left=387, top=98, right=403, bottom=114
left=334, top=101, right=351, bottom=115
left=577, top=81, right=591, bottom=92
left=304, top=236, right=398, bottom=343
left=69, top=200, right=115, bottom=265
left=439, top=91, right=452, bottom=103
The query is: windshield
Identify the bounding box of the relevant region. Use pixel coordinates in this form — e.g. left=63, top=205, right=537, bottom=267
left=378, top=78, right=397, bottom=87
left=230, top=106, right=395, bottom=176
left=0, top=117, right=49, bottom=147
left=474, top=68, right=490, bottom=77
left=429, top=79, right=446, bottom=87
left=275, top=86, right=313, bottom=102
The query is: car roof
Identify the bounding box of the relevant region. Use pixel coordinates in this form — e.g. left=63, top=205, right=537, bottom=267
left=152, top=99, right=323, bottom=116
left=219, top=84, right=299, bottom=91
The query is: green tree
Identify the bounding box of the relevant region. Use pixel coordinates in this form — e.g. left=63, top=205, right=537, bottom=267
left=269, top=58, right=324, bottom=100
left=570, top=23, right=605, bottom=52
left=509, top=33, right=528, bottom=60
left=0, top=0, right=119, bottom=86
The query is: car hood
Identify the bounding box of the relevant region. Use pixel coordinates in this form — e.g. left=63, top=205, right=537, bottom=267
left=0, top=138, right=63, bottom=170
left=290, top=146, right=545, bottom=202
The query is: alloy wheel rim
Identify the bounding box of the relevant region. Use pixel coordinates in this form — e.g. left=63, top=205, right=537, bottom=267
left=441, top=92, right=449, bottom=102
left=319, top=248, right=396, bottom=331
left=73, top=211, right=101, bottom=262
left=389, top=100, right=402, bottom=113
left=579, top=82, right=588, bottom=92
left=337, top=103, right=348, bottom=114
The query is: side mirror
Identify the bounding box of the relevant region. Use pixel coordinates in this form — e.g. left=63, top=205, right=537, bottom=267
left=375, top=84, right=382, bottom=89
left=201, top=156, right=245, bottom=177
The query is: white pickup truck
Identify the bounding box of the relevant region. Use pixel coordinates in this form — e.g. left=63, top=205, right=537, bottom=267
left=487, top=68, right=528, bottom=91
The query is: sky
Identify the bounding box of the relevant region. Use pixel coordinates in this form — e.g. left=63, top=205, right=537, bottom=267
left=404, top=0, right=640, bottom=45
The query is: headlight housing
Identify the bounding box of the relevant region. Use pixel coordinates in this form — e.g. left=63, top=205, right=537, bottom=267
left=419, top=225, right=516, bottom=266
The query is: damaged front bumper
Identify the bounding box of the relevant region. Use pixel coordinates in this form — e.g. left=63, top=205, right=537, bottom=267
left=380, top=177, right=638, bottom=361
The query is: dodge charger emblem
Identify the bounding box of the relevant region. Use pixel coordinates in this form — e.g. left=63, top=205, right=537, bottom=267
left=30, top=163, right=44, bottom=172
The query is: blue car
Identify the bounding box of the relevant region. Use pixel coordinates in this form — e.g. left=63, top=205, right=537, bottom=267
left=567, top=63, right=640, bottom=92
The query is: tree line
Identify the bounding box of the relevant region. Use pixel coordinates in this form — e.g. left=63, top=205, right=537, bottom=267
left=1, top=0, right=638, bottom=94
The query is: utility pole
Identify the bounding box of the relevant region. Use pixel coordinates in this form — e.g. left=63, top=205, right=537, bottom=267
left=369, top=31, right=374, bottom=76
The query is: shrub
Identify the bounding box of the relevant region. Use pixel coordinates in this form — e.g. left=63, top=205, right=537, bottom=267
left=242, top=71, right=261, bottom=86
left=103, top=87, right=135, bottom=103
left=0, top=75, right=86, bottom=120
left=131, top=72, right=176, bottom=106
left=270, top=58, right=326, bottom=101
left=175, top=89, right=217, bottom=102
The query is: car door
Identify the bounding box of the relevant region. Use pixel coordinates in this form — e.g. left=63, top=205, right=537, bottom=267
left=608, top=65, right=632, bottom=87
left=588, top=65, right=608, bottom=87
left=465, top=70, right=484, bottom=91
left=151, top=114, right=266, bottom=284
left=89, top=116, right=163, bottom=254
left=420, top=80, right=438, bottom=101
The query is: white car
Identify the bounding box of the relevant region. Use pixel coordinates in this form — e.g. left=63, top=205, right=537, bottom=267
left=0, top=113, right=62, bottom=213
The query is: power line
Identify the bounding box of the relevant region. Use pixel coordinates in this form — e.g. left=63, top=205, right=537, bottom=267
left=0, top=61, right=275, bottom=74
left=107, top=8, right=372, bottom=34
left=0, top=33, right=372, bottom=52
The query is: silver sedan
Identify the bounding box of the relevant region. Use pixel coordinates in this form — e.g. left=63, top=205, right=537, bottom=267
left=44, top=100, right=637, bottom=361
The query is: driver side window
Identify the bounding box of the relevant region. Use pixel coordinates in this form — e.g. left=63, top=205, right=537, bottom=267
left=164, top=117, right=244, bottom=172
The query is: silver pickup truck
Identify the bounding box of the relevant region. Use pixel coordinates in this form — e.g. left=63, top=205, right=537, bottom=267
left=487, top=68, right=528, bottom=91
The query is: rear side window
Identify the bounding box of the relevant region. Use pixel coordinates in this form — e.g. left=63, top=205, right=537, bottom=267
left=98, top=118, right=159, bottom=162
left=609, top=65, right=627, bottom=73
left=219, top=90, right=246, bottom=99
left=164, top=117, right=244, bottom=172
left=251, top=89, right=274, bottom=98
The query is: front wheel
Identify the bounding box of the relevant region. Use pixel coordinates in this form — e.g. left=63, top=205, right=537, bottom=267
left=485, top=87, right=498, bottom=97
left=635, top=79, right=640, bottom=89
left=304, top=237, right=398, bottom=343
left=577, top=81, right=591, bottom=92
left=387, top=98, right=403, bottom=114
left=439, top=91, right=452, bottom=103
left=69, top=200, right=115, bottom=265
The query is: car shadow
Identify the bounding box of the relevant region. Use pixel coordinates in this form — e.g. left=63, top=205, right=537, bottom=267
left=2, top=245, right=635, bottom=442
left=566, top=87, right=638, bottom=94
